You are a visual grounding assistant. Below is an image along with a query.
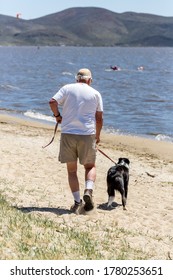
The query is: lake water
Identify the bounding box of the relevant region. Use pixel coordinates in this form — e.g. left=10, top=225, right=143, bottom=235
left=0, top=46, right=173, bottom=142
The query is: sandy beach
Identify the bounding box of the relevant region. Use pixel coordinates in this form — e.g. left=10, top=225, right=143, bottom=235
left=0, top=113, right=173, bottom=260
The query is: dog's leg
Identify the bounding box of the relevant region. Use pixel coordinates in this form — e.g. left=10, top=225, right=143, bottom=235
left=122, top=196, right=127, bottom=210
left=124, top=180, right=128, bottom=210
left=107, top=182, right=115, bottom=208
left=107, top=196, right=115, bottom=207
left=124, top=180, right=128, bottom=199
left=119, top=188, right=127, bottom=210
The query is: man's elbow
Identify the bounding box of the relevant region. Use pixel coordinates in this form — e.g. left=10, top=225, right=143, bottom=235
left=49, top=98, right=57, bottom=105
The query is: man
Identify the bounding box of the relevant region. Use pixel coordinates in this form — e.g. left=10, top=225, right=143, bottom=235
left=49, top=68, right=103, bottom=214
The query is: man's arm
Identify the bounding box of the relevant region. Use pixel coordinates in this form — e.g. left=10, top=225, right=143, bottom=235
left=49, top=98, right=62, bottom=122
left=95, top=111, right=103, bottom=144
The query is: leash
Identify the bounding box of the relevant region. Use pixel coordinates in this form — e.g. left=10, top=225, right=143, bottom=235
left=42, top=123, right=116, bottom=166
left=97, top=147, right=116, bottom=164
left=42, top=122, right=58, bottom=149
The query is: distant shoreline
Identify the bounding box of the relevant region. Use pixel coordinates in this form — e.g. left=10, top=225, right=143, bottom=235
left=0, top=111, right=54, bottom=130
left=1, top=8, right=173, bottom=47
left=1, top=112, right=173, bottom=163
left=1, top=110, right=173, bottom=143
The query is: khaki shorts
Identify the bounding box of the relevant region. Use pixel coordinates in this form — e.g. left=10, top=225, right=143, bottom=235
left=59, top=133, right=96, bottom=165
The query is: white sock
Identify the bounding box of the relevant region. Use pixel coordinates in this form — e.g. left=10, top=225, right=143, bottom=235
left=72, top=191, right=80, bottom=203
left=85, top=180, right=94, bottom=190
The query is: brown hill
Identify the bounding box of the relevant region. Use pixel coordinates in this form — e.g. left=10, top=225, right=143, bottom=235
left=0, top=7, right=173, bottom=46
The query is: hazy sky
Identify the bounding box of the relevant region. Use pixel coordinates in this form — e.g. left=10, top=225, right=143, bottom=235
left=0, top=0, right=173, bottom=19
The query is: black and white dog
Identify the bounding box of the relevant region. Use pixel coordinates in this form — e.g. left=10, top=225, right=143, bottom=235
left=107, top=158, right=130, bottom=210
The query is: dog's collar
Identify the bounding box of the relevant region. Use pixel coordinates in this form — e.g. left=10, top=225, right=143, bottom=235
left=117, top=163, right=129, bottom=170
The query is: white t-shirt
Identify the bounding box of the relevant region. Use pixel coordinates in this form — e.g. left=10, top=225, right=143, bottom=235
left=52, top=82, right=103, bottom=135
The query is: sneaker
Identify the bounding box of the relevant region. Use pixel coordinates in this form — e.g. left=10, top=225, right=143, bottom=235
left=83, top=189, right=94, bottom=211
left=70, top=199, right=83, bottom=215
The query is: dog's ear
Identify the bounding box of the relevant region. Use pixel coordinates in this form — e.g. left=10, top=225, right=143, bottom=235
left=118, top=158, right=130, bottom=165
left=124, top=158, right=130, bottom=165
left=118, top=158, right=123, bottom=163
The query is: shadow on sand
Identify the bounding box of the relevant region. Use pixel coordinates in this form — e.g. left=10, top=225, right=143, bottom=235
left=14, top=206, right=71, bottom=215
